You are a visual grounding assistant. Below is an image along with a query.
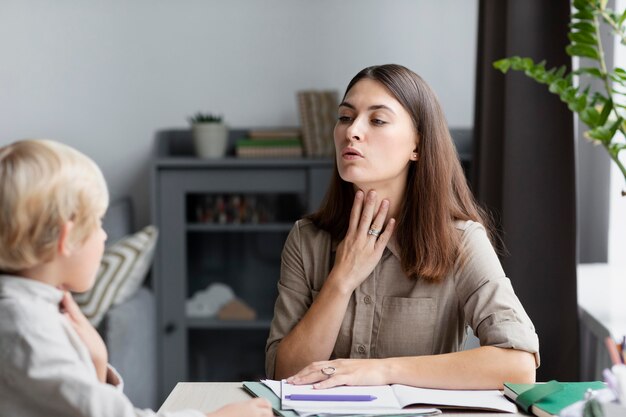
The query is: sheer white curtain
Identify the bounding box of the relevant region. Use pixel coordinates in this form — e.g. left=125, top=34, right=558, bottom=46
left=610, top=0, right=626, bottom=266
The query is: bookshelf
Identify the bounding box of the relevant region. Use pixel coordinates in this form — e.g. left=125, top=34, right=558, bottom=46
left=151, top=130, right=333, bottom=401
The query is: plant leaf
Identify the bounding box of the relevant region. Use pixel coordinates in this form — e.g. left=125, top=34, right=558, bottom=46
left=619, top=9, right=626, bottom=26
left=608, top=73, right=626, bottom=85
left=614, top=67, right=626, bottom=79
left=549, top=78, right=569, bottom=94
left=569, top=31, right=597, bottom=45
left=608, top=116, right=623, bottom=139
left=570, top=21, right=596, bottom=32
left=555, top=65, right=567, bottom=79
left=573, top=0, right=592, bottom=11
left=566, top=43, right=600, bottom=60
left=580, top=106, right=601, bottom=126
left=493, top=58, right=512, bottom=73
left=562, top=86, right=578, bottom=102
left=598, top=99, right=613, bottom=126
left=586, top=126, right=613, bottom=143
left=573, top=10, right=595, bottom=20
left=572, top=67, right=604, bottom=78
left=572, top=94, right=588, bottom=112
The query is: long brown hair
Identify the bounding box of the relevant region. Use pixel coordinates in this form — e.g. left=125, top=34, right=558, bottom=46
left=308, top=64, right=491, bottom=281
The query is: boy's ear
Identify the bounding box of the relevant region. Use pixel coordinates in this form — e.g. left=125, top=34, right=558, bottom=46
left=58, top=221, right=75, bottom=256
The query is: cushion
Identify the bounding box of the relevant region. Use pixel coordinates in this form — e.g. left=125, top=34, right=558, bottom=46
left=74, top=225, right=159, bottom=326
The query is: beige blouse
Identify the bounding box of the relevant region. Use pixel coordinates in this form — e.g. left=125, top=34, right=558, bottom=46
left=265, top=219, right=540, bottom=378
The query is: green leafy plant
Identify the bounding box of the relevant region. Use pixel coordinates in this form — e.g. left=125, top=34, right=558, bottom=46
left=188, top=112, right=223, bottom=124
left=493, top=0, right=626, bottom=195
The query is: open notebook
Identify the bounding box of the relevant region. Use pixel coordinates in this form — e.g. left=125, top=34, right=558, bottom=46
left=260, top=379, right=517, bottom=415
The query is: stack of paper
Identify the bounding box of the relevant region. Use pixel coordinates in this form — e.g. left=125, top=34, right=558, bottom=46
left=258, top=379, right=517, bottom=416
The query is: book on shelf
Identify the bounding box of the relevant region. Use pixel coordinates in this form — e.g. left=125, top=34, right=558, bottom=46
left=249, top=379, right=517, bottom=416
left=248, top=128, right=302, bottom=139
left=235, top=138, right=303, bottom=158
left=503, top=380, right=606, bottom=417
left=297, top=90, right=338, bottom=157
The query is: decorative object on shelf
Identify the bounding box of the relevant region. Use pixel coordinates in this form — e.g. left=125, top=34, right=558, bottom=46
left=217, top=298, right=257, bottom=321
left=493, top=0, right=626, bottom=195
left=188, top=112, right=228, bottom=158
left=248, top=128, right=302, bottom=139
left=236, top=138, right=303, bottom=158
left=186, top=282, right=235, bottom=318
left=74, top=225, right=159, bottom=326
left=191, top=193, right=303, bottom=225
left=236, top=129, right=304, bottom=158
left=185, top=282, right=257, bottom=321
left=297, top=90, right=338, bottom=157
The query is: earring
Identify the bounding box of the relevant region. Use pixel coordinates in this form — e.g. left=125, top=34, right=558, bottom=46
left=412, top=152, right=418, bottom=161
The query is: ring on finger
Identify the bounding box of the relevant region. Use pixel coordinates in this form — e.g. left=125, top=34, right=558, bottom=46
left=367, top=228, right=381, bottom=237
left=321, top=366, right=336, bottom=377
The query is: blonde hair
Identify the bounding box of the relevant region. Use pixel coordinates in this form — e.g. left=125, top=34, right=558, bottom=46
left=0, top=139, right=109, bottom=272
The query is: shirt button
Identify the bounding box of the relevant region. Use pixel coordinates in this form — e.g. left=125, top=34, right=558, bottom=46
left=364, top=295, right=372, bottom=304
left=357, top=344, right=366, bottom=354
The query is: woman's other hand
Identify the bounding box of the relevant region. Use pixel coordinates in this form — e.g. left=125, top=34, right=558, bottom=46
left=287, top=359, right=389, bottom=389
left=209, top=398, right=273, bottom=417
left=331, top=190, right=395, bottom=292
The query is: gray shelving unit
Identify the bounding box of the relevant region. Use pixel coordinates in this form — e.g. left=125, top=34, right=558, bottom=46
left=151, top=131, right=333, bottom=401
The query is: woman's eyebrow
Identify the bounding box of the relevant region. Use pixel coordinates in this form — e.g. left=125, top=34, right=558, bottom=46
left=338, top=102, right=396, bottom=114
left=369, top=104, right=396, bottom=114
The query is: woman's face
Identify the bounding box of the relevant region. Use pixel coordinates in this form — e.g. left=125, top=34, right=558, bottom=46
left=334, top=78, right=418, bottom=190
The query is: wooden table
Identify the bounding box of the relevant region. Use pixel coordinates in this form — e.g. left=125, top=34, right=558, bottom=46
left=158, top=382, right=525, bottom=416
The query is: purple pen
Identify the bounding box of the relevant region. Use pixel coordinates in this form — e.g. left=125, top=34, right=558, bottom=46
left=285, top=394, right=377, bottom=401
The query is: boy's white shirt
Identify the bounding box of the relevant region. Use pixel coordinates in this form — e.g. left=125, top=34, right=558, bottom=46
left=0, top=275, right=203, bottom=417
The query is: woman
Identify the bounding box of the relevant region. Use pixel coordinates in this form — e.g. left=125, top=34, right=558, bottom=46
left=265, top=64, right=539, bottom=390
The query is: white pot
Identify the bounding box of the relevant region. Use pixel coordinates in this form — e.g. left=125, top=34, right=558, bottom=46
left=192, top=123, right=228, bottom=158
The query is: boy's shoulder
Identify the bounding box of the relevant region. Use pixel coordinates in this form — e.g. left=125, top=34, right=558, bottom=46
left=0, top=276, right=65, bottom=340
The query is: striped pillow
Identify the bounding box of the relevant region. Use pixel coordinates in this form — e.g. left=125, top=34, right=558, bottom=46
left=74, top=225, right=159, bottom=326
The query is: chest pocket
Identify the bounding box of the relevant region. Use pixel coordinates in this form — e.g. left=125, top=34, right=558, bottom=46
left=375, top=296, right=437, bottom=357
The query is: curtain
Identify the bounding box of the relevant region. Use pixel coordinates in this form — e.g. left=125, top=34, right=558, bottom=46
left=474, top=0, right=579, bottom=381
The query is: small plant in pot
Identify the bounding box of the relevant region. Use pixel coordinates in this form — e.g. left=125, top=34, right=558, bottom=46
left=188, top=112, right=228, bottom=158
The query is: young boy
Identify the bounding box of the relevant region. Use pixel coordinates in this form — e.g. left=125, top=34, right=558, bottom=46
left=0, top=139, right=272, bottom=417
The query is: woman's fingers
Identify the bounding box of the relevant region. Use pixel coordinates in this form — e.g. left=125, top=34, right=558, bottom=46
left=313, top=373, right=349, bottom=389
left=356, top=191, right=377, bottom=236
left=286, top=359, right=380, bottom=389
left=375, top=218, right=396, bottom=250
left=346, top=190, right=364, bottom=236
left=287, top=361, right=335, bottom=385
left=368, top=198, right=389, bottom=238
left=347, top=190, right=394, bottom=245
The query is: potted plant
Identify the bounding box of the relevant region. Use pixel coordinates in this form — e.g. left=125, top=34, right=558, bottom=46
left=493, top=0, right=626, bottom=195
left=188, top=112, right=228, bottom=158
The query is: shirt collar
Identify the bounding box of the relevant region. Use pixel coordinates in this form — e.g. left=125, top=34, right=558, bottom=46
left=0, top=275, right=64, bottom=306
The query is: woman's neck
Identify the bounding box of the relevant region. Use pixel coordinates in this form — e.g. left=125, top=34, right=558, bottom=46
left=353, top=179, right=406, bottom=221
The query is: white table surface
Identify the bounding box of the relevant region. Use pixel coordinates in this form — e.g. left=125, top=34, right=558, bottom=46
left=158, top=382, right=525, bottom=416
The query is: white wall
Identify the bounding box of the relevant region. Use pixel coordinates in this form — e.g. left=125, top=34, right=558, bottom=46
left=0, top=0, right=478, bottom=225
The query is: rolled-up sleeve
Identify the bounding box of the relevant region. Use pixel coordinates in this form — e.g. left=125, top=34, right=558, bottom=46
left=454, top=222, right=540, bottom=367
